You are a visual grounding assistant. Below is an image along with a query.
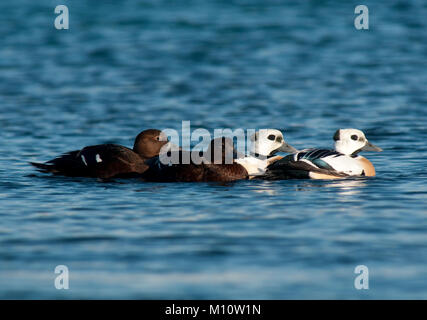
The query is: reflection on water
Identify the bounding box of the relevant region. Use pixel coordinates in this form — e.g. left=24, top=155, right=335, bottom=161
left=248, top=178, right=368, bottom=197
left=247, top=181, right=280, bottom=196
left=327, top=178, right=368, bottom=197
left=282, top=177, right=367, bottom=195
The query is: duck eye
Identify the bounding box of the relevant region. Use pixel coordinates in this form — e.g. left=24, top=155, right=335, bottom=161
left=267, top=134, right=275, bottom=141
left=351, top=135, right=358, bottom=141
left=156, top=136, right=160, bottom=141
left=276, top=136, right=282, bottom=143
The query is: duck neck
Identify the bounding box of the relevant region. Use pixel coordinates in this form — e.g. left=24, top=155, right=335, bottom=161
left=133, top=143, right=151, bottom=160
left=335, top=141, right=356, bottom=156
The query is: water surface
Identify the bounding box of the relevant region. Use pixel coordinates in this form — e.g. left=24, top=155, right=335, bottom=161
left=0, top=0, right=426, bottom=299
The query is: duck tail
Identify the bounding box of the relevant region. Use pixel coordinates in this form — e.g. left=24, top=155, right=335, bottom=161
left=30, top=162, right=55, bottom=173
left=30, top=150, right=83, bottom=175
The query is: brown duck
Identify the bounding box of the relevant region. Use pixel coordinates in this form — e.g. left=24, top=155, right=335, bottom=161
left=142, top=137, right=249, bottom=182
left=31, top=129, right=169, bottom=179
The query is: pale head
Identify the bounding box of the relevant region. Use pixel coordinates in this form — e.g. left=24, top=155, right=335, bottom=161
left=333, top=128, right=382, bottom=156
left=250, top=129, right=297, bottom=157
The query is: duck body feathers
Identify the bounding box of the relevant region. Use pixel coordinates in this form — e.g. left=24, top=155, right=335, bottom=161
left=142, top=151, right=248, bottom=182
left=31, top=144, right=148, bottom=179
left=262, top=148, right=375, bottom=180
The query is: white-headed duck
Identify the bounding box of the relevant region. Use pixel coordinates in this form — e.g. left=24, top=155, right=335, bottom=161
left=263, top=129, right=382, bottom=180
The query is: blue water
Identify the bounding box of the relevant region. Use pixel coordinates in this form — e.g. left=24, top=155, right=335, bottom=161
left=1, top=0, right=426, bottom=299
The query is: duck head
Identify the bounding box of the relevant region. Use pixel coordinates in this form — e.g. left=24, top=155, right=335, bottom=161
left=133, top=129, right=170, bottom=159
left=250, top=129, right=297, bottom=157
left=333, top=128, right=383, bottom=156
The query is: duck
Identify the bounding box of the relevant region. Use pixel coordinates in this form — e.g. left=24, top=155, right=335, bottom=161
left=234, top=129, right=297, bottom=176
left=142, top=129, right=297, bottom=182
left=142, top=137, right=248, bottom=182
left=262, top=128, right=382, bottom=180
left=30, top=129, right=170, bottom=179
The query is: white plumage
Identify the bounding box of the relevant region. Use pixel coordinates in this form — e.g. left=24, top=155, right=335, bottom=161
left=265, top=129, right=382, bottom=179
left=236, top=129, right=297, bottom=176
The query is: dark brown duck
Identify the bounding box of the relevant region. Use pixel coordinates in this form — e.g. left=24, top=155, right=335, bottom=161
left=31, top=129, right=169, bottom=179
left=142, top=137, right=249, bottom=182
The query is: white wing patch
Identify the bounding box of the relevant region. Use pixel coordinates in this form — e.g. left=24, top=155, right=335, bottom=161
left=81, top=155, right=88, bottom=166
left=95, top=154, right=102, bottom=163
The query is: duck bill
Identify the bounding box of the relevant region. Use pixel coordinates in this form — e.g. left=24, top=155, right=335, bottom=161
left=361, top=141, right=383, bottom=152
left=275, top=143, right=298, bottom=154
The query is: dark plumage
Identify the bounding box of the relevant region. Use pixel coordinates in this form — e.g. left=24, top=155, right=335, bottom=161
left=142, top=137, right=249, bottom=182
left=31, top=129, right=169, bottom=179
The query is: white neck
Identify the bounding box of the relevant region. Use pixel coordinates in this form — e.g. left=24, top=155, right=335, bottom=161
left=334, top=141, right=359, bottom=156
